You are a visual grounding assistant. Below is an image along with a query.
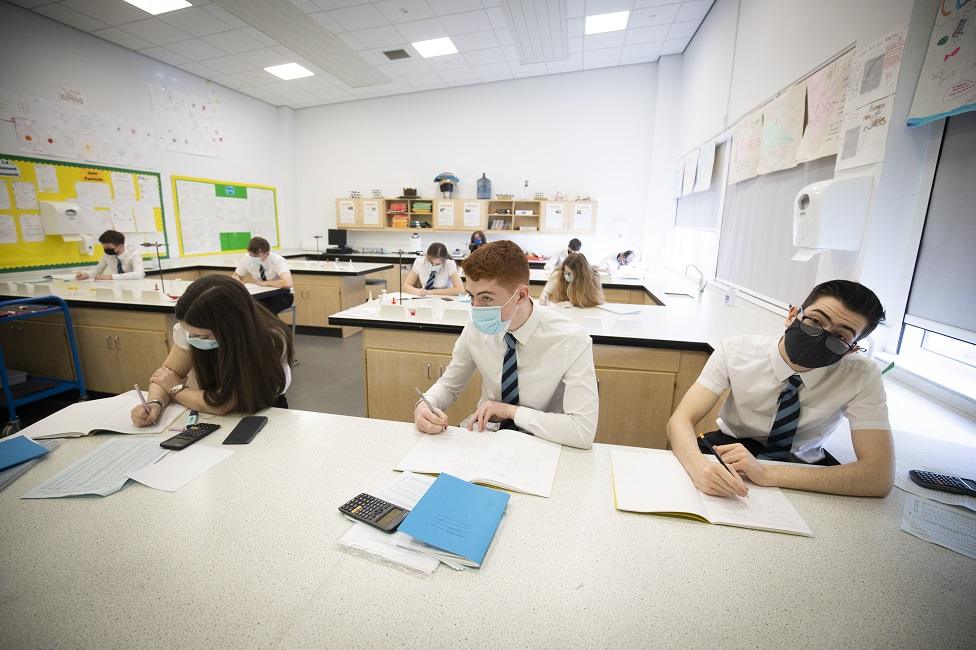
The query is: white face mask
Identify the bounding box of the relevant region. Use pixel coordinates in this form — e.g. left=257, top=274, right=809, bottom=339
left=563, top=271, right=574, bottom=283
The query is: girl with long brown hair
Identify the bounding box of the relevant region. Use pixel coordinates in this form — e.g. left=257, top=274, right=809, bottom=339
left=539, top=252, right=605, bottom=308
left=130, top=274, right=294, bottom=424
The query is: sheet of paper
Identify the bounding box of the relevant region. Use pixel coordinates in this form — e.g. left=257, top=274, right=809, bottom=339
left=13, top=181, right=37, bottom=210
left=436, top=201, right=455, bottom=227
left=701, top=485, right=813, bottom=537
left=111, top=172, right=136, bottom=203
left=0, top=181, right=10, bottom=210
left=362, top=200, right=380, bottom=225
left=728, top=111, right=763, bottom=184
left=128, top=444, right=233, bottom=492
left=901, top=494, right=976, bottom=560
left=0, top=439, right=61, bottom=491
left=797, top=51, right=853, bottom=162
left=597, top=303, right=642, bottom=315
left=544, top=202, right=565, bottom=230
left=836, top=95, right=894, bottom=171
left=694, top=141, right=716, bottom=192
left=0, top=215, right=16, bottom=244
left=610, top=449, right=706, bottom=517
left=338, top=200, right=356, bottom=225
left=757, top=82, right=806, bottom=175
left=463, top=201, right=481, bottom=227
left=22, top=392, right=186, bottom=439
left=138, top=175, right=160, bottom=206
left=847, top=26, right=907, bottom=111
left=475, top=429, right=561, bottom=498
left=35, top=164, right=59, bottom=194
left=909, top=3, right=976, bottom=125
left=895, top=467, right=976, bottom=513
left=572, top=203, right=593, bottom=231
left=680, top=150, right=698, bottom=196
left=134, top=203, right=156, bottom=232
left=22, top=439, right=168, bottom=498
left=395, top=427, right=487, bottom=479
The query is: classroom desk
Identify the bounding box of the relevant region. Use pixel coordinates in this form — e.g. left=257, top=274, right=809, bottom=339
left=329, top=272, right=784, bottom=448
left=0, top=408, right=972, bottom=648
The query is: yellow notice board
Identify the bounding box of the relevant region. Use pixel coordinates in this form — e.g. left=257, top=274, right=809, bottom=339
left=172, top=175, right=279, bottom=257
left=0, top=154, right=167, bottom=272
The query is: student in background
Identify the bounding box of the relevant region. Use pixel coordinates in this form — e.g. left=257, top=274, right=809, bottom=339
left=232, top=237, right=294, bottom=314
left=415, top=241, right=598, bottom=449
left=667, top=280, right=893, bottom=498
left=469, top=230, right=487, bottom=253
left=544, top=237, right=582, bottom=271
left=130, top=274, right=293, bottom=425
left=74, top=230, right=145, bottom=280
left=539, top=252, right=605, bottom=308
left=403, top=242, right=464, bottom=296
left=600, top=250, right=637, bottom=273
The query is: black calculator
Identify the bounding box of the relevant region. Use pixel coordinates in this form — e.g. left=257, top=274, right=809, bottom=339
left=338, top=493, right=409, bottom=533
left=909, top=470, right=976, bottom=496
left=160, top=423, right=221, bottom=450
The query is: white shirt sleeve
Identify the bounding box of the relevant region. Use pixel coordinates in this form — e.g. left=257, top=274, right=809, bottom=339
left=513, top=335, right=599, bottom=449
left=172, top=322, right=190, bottom=350
left=696, top=340, right=730, bottom=395
left=424, top=327, right=478, bottom=411
left=842, top=372, right=891, bottom=431
left=93, top=255, right=109, bottom=277
left=270, top=254, right=291, bottom=278
left=539, top=275, right=558, bottom=303
left=234, top=254, right=251, bottom=277
left=112, top=247, right=145, bottom=280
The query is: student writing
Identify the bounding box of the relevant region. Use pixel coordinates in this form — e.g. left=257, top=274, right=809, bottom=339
left=539, top=252, right=605, bottom=308
left=74, top=230, right=145, bottom=281
left=232, top=236, right=294, bottom=314
left=402, top=243, right=464, bottom=296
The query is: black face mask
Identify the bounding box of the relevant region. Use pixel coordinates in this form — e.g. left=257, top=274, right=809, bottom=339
left=103, top=247, right=117, bottom=256
left=782, top=320, right=847, bottom=369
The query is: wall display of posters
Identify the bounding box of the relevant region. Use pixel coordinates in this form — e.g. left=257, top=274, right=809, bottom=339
left=728, top=111, right=764, bottom=184
left=173, top=176, right=278, bottom=256
left=150, top=83, right=223, bottom=158
left=846, top=26, right=908, bottom=111
left=757, top=82, right=806, bottom=175
left=836, top=95, right=895, bottom=171
left=909, top=1, right=976, bottom=125
left=680, top=150, right=698, bottom=196
left=798, top=50, right=854, bottom=162
left=694, top=140, right=717, bottom=192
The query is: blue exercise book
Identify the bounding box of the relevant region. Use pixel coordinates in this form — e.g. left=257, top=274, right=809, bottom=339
left=0, top=436, right=50, bottom=472
left=398, top=473, right=509, bottom=568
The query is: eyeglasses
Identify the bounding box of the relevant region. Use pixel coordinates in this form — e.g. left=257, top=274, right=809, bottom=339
left=797, top=309, right=862, bottom=355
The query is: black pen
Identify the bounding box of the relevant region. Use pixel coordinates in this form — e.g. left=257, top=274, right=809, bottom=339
left=697, top=432, right=740, bottom=481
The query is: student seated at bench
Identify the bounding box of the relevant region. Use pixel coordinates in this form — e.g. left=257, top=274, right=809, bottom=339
left=232, top=236, right=294, bottom=314
left=539, top=252, right=605, bottom=308
left=75, top=230, right=145, bottom=280
left=402, top=243, right=464, bottom=296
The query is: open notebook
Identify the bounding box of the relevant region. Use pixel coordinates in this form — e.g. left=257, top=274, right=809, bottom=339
left=610, top=449, right=813, bottom=536
left=21, top=392, right=186, bottom=439
left=395, top=427, right=561, bottom=498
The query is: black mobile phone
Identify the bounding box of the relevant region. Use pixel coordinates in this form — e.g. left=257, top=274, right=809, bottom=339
left=222, top=415, right=268, bottom=445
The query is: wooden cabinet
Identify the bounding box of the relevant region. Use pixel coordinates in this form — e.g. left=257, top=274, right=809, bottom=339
left=290, top=272, right=366, bottom=336
left=569, top=201, right=597, bottom=234
left=595, top=368, right=674, bottom=448
left=73, top=325, right=169, bottom=394
left=540, top=201, right=567, bottom=232
left=0, top=321, right=75, bottom=381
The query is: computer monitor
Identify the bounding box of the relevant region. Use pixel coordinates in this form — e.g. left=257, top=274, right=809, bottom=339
left=328, top=229, right=347, bottom=247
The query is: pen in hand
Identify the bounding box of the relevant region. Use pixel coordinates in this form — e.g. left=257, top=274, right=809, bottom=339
left=134, top=383, right=150, bottom=415
left=697, top=432, right=747, bottom=495
left=414, top=387, right=447, bottom=432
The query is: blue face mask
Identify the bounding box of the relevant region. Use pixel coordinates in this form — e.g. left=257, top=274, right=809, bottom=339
left=470, top=290, right=520, bottom=335
left=187, top=335, right=219, bottom=350
left=563, top=271, right=574, bottom=283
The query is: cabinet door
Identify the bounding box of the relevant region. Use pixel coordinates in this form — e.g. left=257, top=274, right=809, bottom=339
left=115, top=329, right=170, bottom=395
left=74, top=325, right=124, bottom=393
left=595, top=368, right=674, bottom=449
left=434, top=200, right=459, bottom=229
left=360, top=200, right=383, bottom=228
left=300, top=285, right=341, bottom=327
left=0, top=321, right=75, bottom=381
left=541, top=201, right=567, bottom=232
left=336, top=199, right=359, bottom=228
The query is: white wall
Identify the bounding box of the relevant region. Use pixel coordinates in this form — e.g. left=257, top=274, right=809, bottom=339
left=294, top=64, right=658, bottom=264
left=0, top=2, right=298, bottom=256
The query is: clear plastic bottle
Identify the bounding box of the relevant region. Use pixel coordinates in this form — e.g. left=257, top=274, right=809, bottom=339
left=477, top=173, right=491, bottom=199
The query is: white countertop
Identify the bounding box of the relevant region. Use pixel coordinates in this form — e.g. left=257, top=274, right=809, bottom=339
left=1, top=408, right=972, bottom=648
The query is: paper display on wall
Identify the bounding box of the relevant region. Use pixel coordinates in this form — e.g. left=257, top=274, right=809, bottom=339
left=338, top=200, right=356, bottom=225
left=847, top=26, right=907, bottom=111
left=572, top=203, right=593, bottom=231
left=680, top=150, right=698, bottom=196
left=544, top=202, right=565, bottom=230
left=835, top=95, right=894, bottom=171
left=757, top=82, right=806, bottom=175
left=908, top=2, right=976, bottom=125
left=175, top=177, right=278, bottom=256
left=798, top=51, right=854, bottom=162
left=19, top=214, right=45, bottom=242
left=0, top=182, right=10, bottom=211
left=463, top=202, right=481, bottom=227
left=0, top=215, right=16, bottom=244
left=362, top=200, right=380, bottom=225
left=693, top=141, right=716, bottom=192
left=150, top=83, right=222, bottom=159
left=728, top=111, right=763, bottom=184
left=436, top=201, right=455, bottom=227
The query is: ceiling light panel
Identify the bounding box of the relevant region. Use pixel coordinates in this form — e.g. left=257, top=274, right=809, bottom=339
left=265, top=62, right=314, bottom=80
left=584, top=10, right=630, bottom=35
left=500, top=0, right=569, bottom=65
left=122, top=0, right=191, bottom=16
left=411, top=37, right=458, bottom=58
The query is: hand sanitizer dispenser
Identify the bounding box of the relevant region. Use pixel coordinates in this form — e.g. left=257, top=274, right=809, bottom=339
left=792, top=176, right=872, bottom=261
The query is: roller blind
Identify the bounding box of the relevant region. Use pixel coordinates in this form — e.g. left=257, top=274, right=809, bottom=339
left=905, top=111, right=976, bottom=343
left=675, top=142, right=727, bottom=230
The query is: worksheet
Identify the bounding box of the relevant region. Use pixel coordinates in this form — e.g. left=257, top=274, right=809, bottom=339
left=22, top=438, right=167, bottom=498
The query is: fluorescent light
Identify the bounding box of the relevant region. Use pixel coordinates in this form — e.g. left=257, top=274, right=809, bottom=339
left=585, top=11, right=630, bottom=35
left=264, top=63, right=315, bottom=80
left=411, top=37, right=458, bottom=59
left=122, top=0, right=191, bottom=15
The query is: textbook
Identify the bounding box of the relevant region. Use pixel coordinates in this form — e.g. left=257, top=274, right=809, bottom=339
left=395, top=427, right=561, bottom=498
left=396, top=473, right=509, bottom=568
left=21, top=392, right=187, bottom=440
left=610, top=449, right=813, bottom=536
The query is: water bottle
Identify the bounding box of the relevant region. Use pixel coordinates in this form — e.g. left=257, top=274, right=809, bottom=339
left=477, top=173, right=491, bottom=199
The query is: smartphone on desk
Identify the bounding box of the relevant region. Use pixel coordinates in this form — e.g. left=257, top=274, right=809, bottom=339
left=222, top=415, right=267, bottom=445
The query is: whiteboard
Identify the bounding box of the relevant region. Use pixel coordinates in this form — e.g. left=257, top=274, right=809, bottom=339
left=172, top=176, right=278, bottom=256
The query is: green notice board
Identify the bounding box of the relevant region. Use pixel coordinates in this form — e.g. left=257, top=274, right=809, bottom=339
left=172, top=175, right=278, bottom=257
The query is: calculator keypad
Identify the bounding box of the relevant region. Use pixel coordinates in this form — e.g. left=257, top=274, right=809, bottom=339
left=912, top=471, right=976, bottom=494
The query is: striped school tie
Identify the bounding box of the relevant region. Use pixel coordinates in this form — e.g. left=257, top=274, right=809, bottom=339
left=259, top=264, right=267, bottom=281
left=760, top=374, right=803, bottom=461
left=424, top=270, right=436, bottom=290
left=498, top=333, right=520, bottom=431
left=116, top=258, right=123, bottom=274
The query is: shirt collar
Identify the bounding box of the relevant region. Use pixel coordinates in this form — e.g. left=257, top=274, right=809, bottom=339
left=768, top=337, right=829, bottom=387
left=508, top=298, right=539, bottom=346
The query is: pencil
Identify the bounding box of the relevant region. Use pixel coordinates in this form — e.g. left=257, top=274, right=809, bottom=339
left=697, top=432, right=739, bottom=480
left=414, top=387, right=447, bottom=431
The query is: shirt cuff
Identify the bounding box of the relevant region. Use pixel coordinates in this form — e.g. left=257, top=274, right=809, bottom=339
left=695, top=378, right=726, bottom=395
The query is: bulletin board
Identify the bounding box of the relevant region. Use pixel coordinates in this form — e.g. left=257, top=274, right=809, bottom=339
left=0, top=154, right=167, bottom=272
left=172, top=175, right=279, bottom=257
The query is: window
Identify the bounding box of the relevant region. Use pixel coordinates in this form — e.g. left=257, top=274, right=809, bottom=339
left=895, top=325, right=976, bottom=402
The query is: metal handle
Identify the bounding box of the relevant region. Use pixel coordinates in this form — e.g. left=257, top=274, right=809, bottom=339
left=426, top=363, right=431, bottom=380
left=114, top=336, right=121, bottom=351
left=439, top=364, right=445, bottom=377
left=105, top=335, right=112, bottom=349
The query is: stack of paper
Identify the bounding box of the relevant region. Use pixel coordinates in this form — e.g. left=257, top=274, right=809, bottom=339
left=610, top=449, right=813, bottom=536
left=21, top=392, right=186, bottom=439
left=900, top=494, right=976, bottom=560
left=0, top=435, right=50, bottom=471
left=0, top=439, right=61, bottom=491
left=23, top=438, right=168, bottom=498
left=395, top=427, right=561, bottom=497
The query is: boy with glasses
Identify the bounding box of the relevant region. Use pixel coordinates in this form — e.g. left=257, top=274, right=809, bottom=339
left=667, top=280, right=893, bottom=497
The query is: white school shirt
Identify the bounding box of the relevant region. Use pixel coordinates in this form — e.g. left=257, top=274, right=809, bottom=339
left=235, top=252, right=293, bottom=293
left=410, top=257, right=458, bottom=290
left=93, top=245, right=145, bottom=280
left=172, top=322, right=292, bottom=393
left=423, top=302, right=599, bottom=449
left=696, top=334, right=890, bottom=463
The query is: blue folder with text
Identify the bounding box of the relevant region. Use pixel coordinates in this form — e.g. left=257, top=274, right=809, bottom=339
left=397, top=473, right=509, bottom=568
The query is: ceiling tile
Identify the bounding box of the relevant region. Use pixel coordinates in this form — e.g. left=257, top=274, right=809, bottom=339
left=567, top=0, right=584, bottom=18
left=6, top=0, right=57, bottom=8
left=583, top=46, right=621, bottom=66
left=200, top=54, right=253, bottom=74
left=620, top=40, right=661, bottom=60
left=169, top=38, right=227, bottom=60
left=118, top=18, right=191, bottom=46
left=140, top=45, right=190, bottom=66
left=463, top=47, right=506, bottom=66
left=546, top=53, right=583, bottom=74
left=428, top=0, right=483, bottom=15
left=440, top=10, right=491, bottom=35
left=240, top=26, right=278, bottom=47
left=374, top=0, right=435, bottom=24
left=625, top=24, right=668, bottom=44
left=437, top=66, right=478, bottom=83
left=159, top=6, right=232, bottom=37
left=202, top=29, right=267, bottom=54
left=628, top=2, right=680, bottom=28
left=245, top=85, right=278, bottom=99
left=309, top=10, right=345, bottom=31
left=508, top=60, right=548, bottom=76
left=634, top=0, right=681, bottom=6
left=336, top=31, right=367, bottom=50
left=375, top=57, right=432, bottom=76
left=583, top=0, right=634, bottom=14
left=201, top=4, right=248, bottom=29
left=659, top=37, right=686, bottom=55
left=356, top=49, right=388, bottom=65
left=352, top=25, right=404, bottom=48
left=34, top=3, right=108, bottom=32
left=178, top=61, right=222, bottom=77
left=327, top=4, right=389, bottom=30
left=493, top=28, right=514, bottom=45
left=481, top=0, right=502, bottom=6
left=425, top=53, right=468, bottom=69
left=61, top=0, right=148, bottom=26
left=676, top=0, right=711, bottom=22
left=452, top=29, right=499, bottom=51
left=231, top=69, right=280, bottom=86
left=235, top=47, right=292, bottom=68
left=667, top=19, right=698, bottom=39
left=485, top=6, right=506, bottom=29
left=568, top=17, right=583, bottom=36
left=395, top=17, right=446, bottom=42
left=91, top=26, right=154, bottom=50
left=404, top=71, right=440, bottom=87
left=568, top=36, right=582, bottom=52
left=472, top=62, right=511, bottom=80
left=212, top=75, right=252, bottom=91
left=288, top=0, right=321, bottom=13
left=310, top=0, right=373, bottom=11
left=583, top=31, right=625, bottom=50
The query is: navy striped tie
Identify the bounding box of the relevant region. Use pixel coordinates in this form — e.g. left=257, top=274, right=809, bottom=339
left=498, top=333, right=519, bottom=431
left=760, top=374, right=803, bottom=461
left=259, top=264, right=267, bottom=281
left=116, top=258, right=123, bottom=274
left=424, top=270, right=436, bottom=290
